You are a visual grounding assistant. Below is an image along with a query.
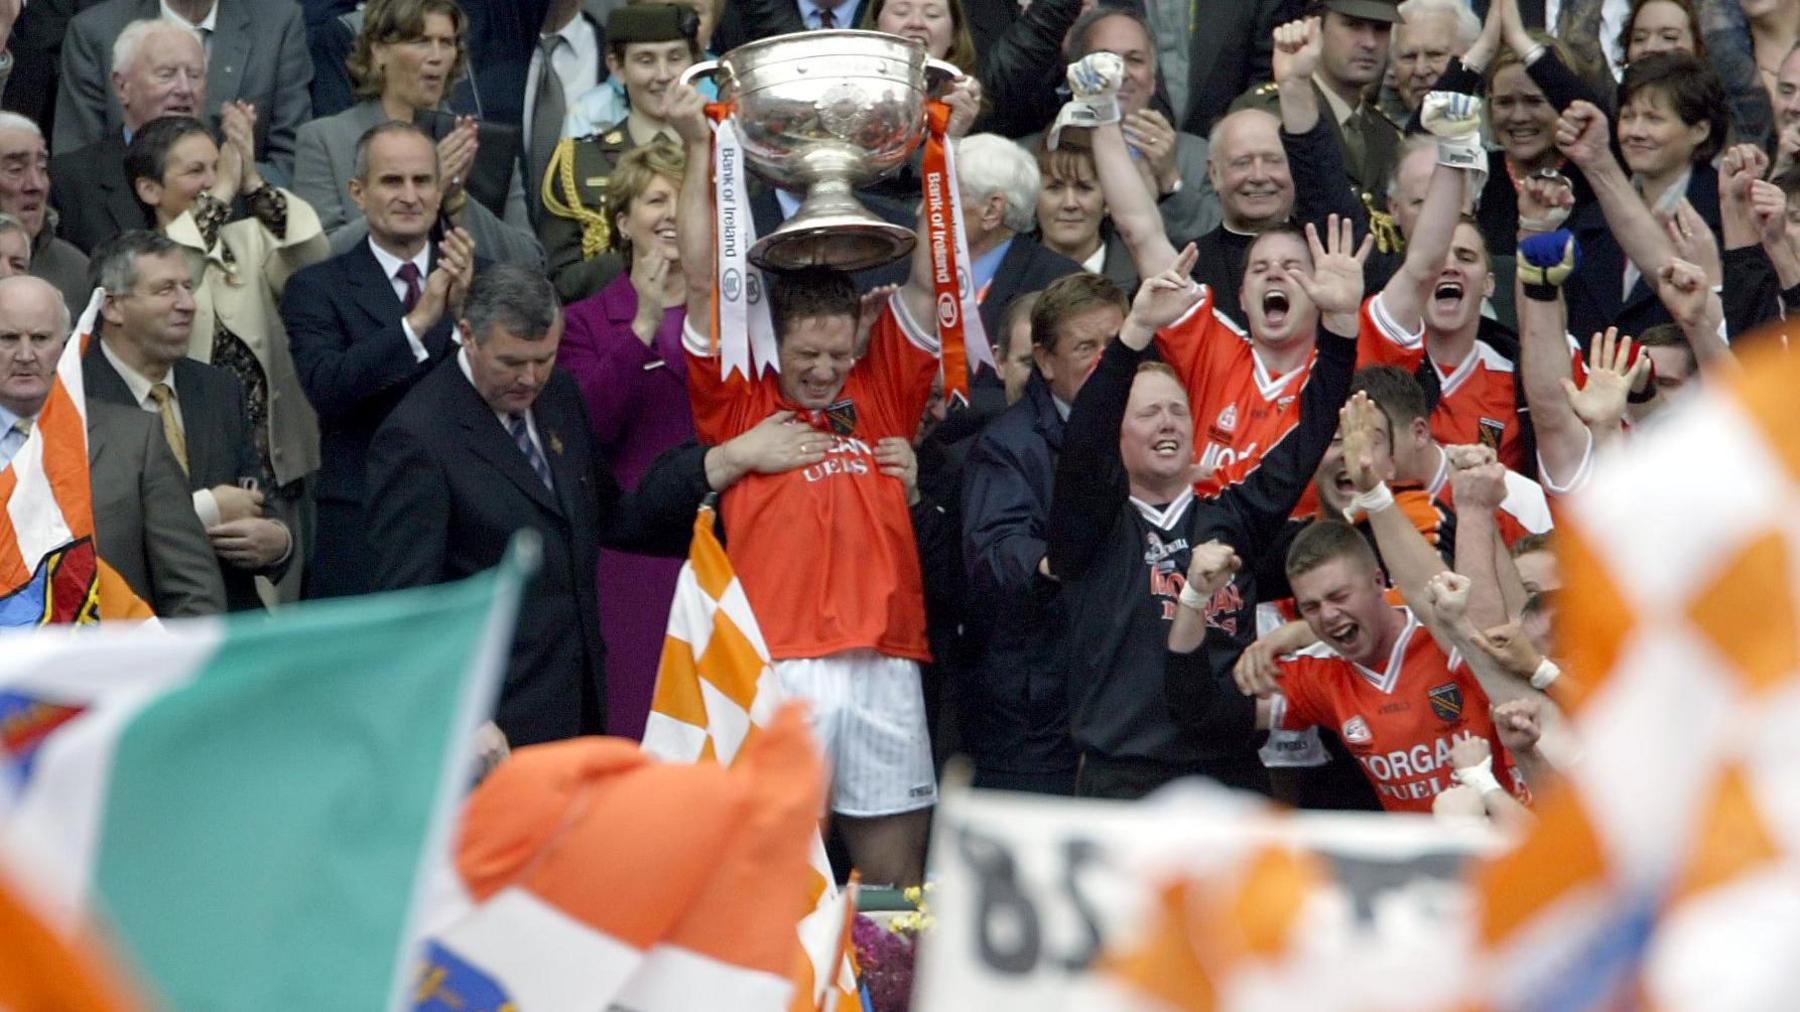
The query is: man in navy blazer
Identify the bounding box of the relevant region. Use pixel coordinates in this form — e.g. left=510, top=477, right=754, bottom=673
left=367, top=264, right=825, bottom=745
left=282, top=121, right=477, bottom=598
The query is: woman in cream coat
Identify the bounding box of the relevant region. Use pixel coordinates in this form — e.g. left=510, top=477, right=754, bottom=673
left=125, top=107, right=329, bottom=601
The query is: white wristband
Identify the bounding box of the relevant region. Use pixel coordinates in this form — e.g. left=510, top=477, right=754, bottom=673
left=1343, top=482, right=1394, bottom=520
left=1530, top=657, right=1561, bottom=691
left=1454, top=755, right=1505, bottom=795
left=1178, top=582, right=1209, bottom=611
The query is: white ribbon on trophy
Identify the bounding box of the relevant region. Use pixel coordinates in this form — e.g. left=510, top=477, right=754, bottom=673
left=711, top=117, right=778, bottom=381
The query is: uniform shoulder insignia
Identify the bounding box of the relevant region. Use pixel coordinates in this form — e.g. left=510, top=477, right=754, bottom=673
left=603, top=130, right=624, bottom=144
left=1257, top=82, right=1278, bottom=95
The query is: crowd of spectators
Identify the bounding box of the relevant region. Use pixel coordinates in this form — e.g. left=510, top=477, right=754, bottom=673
left=0, top=0, right=1792, bottom=886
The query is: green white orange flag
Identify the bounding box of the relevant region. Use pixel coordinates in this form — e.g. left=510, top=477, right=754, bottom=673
left=0, top=547, right=527, bottom=1008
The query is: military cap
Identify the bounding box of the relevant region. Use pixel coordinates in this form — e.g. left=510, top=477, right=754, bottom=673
left=1320, top=0, right=1403, bottom=23
left=607, top=3, right=700, bottom=45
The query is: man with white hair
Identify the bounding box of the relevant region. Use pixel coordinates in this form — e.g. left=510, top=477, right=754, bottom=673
left=1390, top=0, right=1480, bottom=114
left=50, top=19, right=208, bottom=256
left=54, top=0, right=311, bottom=176
left=957, top=133, right=1085, bottom=341
left=0, top=113, right=89, bottom=311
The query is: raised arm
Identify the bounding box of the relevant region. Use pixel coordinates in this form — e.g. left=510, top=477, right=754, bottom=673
left=1445, top=450, right=1515, bottom=633
left=1340, top=393, right=1457, bottom=628
left=1272, top=17, right=1378, bottom=244
left=1514, top=181, right=1592, bottom=490
left=1654, top=257, right=1734, bottom=374
left=1555, top=101, right=1678, bottom=285
left=1273, top=18, right=1324, bottom=142
left=1079, top=54, right=1180, bottom=276
left=1418, top=571, right=1555, bottom=713
left=1560, top=326, right=1649, bottom=451
left=1379, top=93, right=1487, bottom=332
left=1216, top=219, right=1368, bottom=556
left=669, top=83, right=715, bottom=327
left=1049, top=248, right=1206, bottom=581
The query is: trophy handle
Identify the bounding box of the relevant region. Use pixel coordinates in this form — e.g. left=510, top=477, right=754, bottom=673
left=679, top=60, right=721, bottom=89
left=925, top=58, right=965, bottom=89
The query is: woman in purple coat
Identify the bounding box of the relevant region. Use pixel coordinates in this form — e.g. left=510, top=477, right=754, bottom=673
left=558, top=142, right=695, bottom=740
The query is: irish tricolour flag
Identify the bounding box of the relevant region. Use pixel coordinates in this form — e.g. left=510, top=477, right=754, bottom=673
left=0, top=544, right=528, bottom=1009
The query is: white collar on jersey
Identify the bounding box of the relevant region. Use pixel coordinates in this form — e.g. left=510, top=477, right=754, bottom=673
left=1129, top=486, right=1195, bottom=529
left=1349, top=606, right=1465, bottom=694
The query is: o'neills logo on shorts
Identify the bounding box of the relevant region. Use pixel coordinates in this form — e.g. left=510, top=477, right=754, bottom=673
left=1342, top=715, right=1373, bottom=745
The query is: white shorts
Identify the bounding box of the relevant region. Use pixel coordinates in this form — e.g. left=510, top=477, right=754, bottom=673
left=774, top=650, right=937, bottom=818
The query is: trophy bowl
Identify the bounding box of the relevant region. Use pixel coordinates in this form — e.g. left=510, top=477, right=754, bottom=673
left=682, top=30, right=962, bottom=272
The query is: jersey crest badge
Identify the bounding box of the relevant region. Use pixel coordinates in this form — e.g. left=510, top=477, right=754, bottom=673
left=1216, top=403, right=1238, bottom=434
left=1476, top=417, right=1505, bottom=452
left=1341, top=715, right=1372, bottom=745
left=1428, top=681, right=1464, bottom=721
left=824, top=399, right=858, bottom=436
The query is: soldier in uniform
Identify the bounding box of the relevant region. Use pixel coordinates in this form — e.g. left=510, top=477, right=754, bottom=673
left=1233, top=0, right=1405, bottom=215
left=539, top=4, right=702, bottom=304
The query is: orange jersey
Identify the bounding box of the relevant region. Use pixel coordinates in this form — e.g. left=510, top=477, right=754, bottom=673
left=1417, top=451, right=1553, bottom=548
left=1156, top=287, right=1421, bottom=512
left=1357, top=293, right=1528, bottom=472
left=684, top=297, right=938, bottom=662
left=1271, top=608, right=1530, bottom=813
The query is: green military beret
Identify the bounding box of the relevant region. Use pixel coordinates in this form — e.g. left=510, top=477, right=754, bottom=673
left=607, top=3, right=699, bottom=45
left=1321, top=0, right=1402, bottom=24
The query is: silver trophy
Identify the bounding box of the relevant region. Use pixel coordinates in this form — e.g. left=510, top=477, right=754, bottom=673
left=682, top=30, right=962, bottom=272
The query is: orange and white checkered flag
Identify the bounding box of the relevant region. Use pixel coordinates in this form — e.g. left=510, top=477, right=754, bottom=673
left=643, top=504, right=863, bottom=1012
left=1474, top=333, right=1800, bottom=1010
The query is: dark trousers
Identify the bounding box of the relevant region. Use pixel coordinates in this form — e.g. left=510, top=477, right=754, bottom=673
left=971, top=764, right=1078, bottom=796
left=1073, top=751, right=1271, bottom=801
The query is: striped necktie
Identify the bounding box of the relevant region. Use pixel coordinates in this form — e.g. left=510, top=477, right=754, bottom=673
left=507, top=413, right=554, bottom=491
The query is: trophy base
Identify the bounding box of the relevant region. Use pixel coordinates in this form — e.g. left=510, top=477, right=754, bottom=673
left=750, top=215, right=916, bottom=273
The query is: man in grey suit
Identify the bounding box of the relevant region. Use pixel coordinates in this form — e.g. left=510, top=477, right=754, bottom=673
left=51, top=19, right=208, bottom=256
left=54, top=0, right=313, bottom=178
left=0, top=274, right=225, bottom=616
left=84, top=232, right=293, bottom=612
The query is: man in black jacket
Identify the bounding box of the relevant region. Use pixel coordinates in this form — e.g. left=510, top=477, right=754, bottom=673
left=961, top=272, right=1127, bottom=794
left=283, top=122, right=475, bottom=598
left=1048, top=238, right=1362, bottom=800
left=367, top=265, right=822, bottom=746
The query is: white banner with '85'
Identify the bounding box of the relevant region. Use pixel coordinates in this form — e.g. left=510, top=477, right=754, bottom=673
left=914, top=777, right=1502, bottom=1011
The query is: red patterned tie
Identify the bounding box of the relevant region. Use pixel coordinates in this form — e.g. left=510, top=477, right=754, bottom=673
left=396, top=262, right=422, bottom=312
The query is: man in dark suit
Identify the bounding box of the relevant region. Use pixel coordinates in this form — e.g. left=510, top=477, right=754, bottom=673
left=54, top=0, right=313, bottom=176
left=283, top=121, right=477, bottom=598
left=960, top=272, right=1127, bottom=796
left=955, top=133, right=1084, bottom=341
left=0, top=274, right=224, bottom=615
left=367, top=264, right=822, bottom=745
left=49, top=19, right=203, bottom=256
left=713, top=0, right=867, bottom=54
left=523, top=0, right=614, bottom=228
left=1128, top=0, right=1299, bottom=139
left=83, top=231, right=292, bottom=612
